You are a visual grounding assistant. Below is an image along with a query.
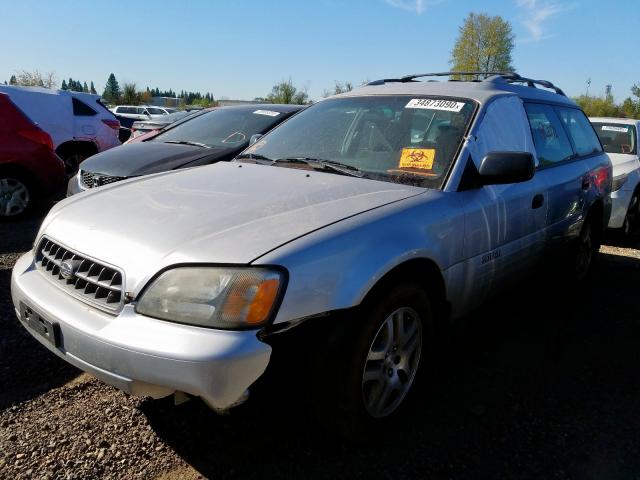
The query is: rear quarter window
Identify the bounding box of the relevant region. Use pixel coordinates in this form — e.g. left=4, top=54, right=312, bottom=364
left=555, top=107, right=602, bottom=157
left=72, top=98, right=97, bottom=116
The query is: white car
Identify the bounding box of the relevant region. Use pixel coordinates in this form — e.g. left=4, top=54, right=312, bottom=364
left=111, top=105, right=176, bottom=121
left=0, top=85, right=121, bottom=173
left=590, top=117, right=640, bottom=233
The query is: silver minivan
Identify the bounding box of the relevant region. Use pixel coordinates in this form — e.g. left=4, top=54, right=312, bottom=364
left=12, top=73, right=611, bottom=433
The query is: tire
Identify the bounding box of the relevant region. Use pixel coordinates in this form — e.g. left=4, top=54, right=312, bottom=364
left=621, top=193, right=639, bottom=236
left=0, top=174, right=34, bottom=219
left=568, top=212, right=600, bottom=282
left=311, top=283, right=434, bottom=437
left=62, top=152, right=88, bottom=177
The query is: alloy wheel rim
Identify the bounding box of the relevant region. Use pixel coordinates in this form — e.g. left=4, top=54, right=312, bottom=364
left=362, top=306, right=422, bottom=418
left=0, top=178, right=29, bottom=217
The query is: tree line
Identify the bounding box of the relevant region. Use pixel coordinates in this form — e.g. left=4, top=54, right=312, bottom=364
left=3, top=16, right=639, bottom=119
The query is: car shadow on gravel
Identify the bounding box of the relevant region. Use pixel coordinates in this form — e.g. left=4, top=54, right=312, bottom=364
left=0, top=209, right=81, bottom=411
left=142, top=250, right=640, bottom=480
left=0, top=214, right=44, bottom=255
left=0, top=267, right=81, bottom=411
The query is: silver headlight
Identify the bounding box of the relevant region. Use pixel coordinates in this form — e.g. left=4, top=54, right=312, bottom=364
left=136, top=267, right=285, bottom=329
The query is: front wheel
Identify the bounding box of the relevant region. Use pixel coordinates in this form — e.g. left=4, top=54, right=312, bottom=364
left=311, top=283, right=434, bottom=436
left=622, top=193, right=639, bottom=236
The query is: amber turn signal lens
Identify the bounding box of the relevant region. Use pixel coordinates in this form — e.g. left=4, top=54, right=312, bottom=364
left=246, top=278, right=280, bottom=324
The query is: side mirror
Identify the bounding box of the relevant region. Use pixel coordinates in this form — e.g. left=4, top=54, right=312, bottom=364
left=478, top=152, right=535, bottom=185
left=249, top=134, right=263, bottom=146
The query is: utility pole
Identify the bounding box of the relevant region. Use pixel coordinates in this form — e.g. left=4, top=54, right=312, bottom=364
left=586, top=77, right=591, bottom=97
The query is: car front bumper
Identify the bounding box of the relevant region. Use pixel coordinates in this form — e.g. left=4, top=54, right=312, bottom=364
left=11, top=252, right=272, bottom=410
left=609, top=186, right=634, bottom=229
left=66, top=172, right=85, bottom=197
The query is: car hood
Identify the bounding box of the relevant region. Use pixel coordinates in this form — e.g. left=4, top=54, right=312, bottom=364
left=608, top=153, right=640, bottom=177
left=80, top=142, right=230, bottom=176
left=39, top=162, right=425, bottom=293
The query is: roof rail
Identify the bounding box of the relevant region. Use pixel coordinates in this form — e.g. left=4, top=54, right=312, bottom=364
left=365, top=71, right=566, bottom=96
left=366, top=71, right=515, bottom=86
left=488, top=74, right=566, bottom=96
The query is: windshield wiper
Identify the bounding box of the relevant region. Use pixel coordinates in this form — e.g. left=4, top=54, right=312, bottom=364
left=275, top=157, right=365, bottom=178
left=163, top=140, right=211, bottom=149
left=235, top=153, right=274, bottom=164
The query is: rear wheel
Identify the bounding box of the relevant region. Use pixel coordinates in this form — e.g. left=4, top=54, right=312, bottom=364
left=569, top=213, right=600, bottom=281
left=0, top=175, right=33, bottom=219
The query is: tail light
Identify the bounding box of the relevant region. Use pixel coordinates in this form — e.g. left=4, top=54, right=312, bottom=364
left=17, top=128, right=54, bottom=150
left=592, top=166, right=612, bottom=192
left=102, top=119, right=120, bottom=130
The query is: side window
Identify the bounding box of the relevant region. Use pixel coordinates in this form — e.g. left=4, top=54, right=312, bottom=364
left=147, top=107, right=165, bottom=115
left=72, top=98, right=97, bottom=116
left=555, top=107, right=603, bottom=157
left=524, top=103, right=574, bottom=167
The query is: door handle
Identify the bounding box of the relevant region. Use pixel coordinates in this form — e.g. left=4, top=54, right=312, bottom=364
left=532, top=193, right=544, bottom=209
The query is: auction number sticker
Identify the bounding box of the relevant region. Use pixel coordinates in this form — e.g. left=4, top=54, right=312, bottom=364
left=601, top=125, right=628, bottom=133
left=405, top=98, right=465, bottom=112
left=253, top=110, right=280, bottom=117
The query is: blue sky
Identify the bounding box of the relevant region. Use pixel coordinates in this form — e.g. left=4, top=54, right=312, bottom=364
left=1, top=0, right=638, bottom=102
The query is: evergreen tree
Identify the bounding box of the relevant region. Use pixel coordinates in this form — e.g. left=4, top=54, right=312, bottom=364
left=90, top=81, right=97, bottom=94
left=103, top=73, right=121, bottom=103
left=9, top=75, right=17, bottom=85
left=83, top=81, right=89, bottom=93
left=61, top=79, right=68, bottom=90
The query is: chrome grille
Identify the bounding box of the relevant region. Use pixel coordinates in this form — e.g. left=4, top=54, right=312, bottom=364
left=35, top=238, right=124, bottom=313
left=81, top=170, right=125, bottom=189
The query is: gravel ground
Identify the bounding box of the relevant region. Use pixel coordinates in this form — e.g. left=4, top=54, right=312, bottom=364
left=2, top=213, right=640, bottom=479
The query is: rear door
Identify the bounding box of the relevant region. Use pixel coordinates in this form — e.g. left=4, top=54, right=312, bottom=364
left=525, top=103, right=603, bottom=246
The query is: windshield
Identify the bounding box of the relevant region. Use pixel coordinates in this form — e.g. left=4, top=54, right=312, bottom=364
left=152, top=108, right=287, bottom=148
left=241, top=96, right=475, bottom=188
left=592, top=122, right=637, bottom=155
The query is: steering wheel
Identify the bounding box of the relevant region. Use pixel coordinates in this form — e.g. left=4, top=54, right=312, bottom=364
left=221, top=131, right=247, bottom=144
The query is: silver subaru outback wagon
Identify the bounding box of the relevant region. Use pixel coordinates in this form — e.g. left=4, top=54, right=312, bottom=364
left=11, top=72, right=611, bottom=432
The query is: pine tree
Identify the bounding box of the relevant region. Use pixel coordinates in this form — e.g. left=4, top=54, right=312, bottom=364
left=9, top=75, right=17, bottom=85
left=61, top=79, right=68, bottom=90
left=83, top=81, right=89, bottom=93
left=103, top=73, right=121, bottom=103
left=90, top=81, right=97, bottom=94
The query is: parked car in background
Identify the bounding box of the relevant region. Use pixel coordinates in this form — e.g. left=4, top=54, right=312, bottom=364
left=0, top=85, right=120, bottom=175
left=130, top=110, right=193, bottom=139
left=0, top=93, right=65, bottom=218
left=590, top=117, right=640, bottom=234
left=67, top=104, right=303, bottom=195
left=13, top=73, right=611, bottom=435
left=111, top=105, right=176, bottom=120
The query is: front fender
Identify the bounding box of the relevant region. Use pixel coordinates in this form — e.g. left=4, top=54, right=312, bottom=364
left=254, top=192, right=465, bottom=325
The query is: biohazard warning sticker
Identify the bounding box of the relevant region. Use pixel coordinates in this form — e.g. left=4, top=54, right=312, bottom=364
left=405, top=98, right=465, bottom=112
left=399, top=148, right=435, bottom=170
